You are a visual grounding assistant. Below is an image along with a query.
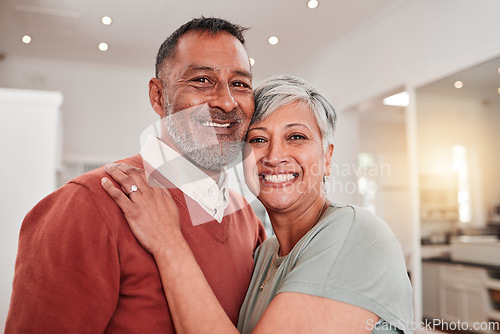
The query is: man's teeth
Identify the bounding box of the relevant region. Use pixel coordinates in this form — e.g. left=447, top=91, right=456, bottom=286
left=263, top=174, right=297, bottom=183
left=202, top=121, right=231, bottom=128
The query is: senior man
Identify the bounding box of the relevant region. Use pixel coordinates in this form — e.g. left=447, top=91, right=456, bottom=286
left=6, top=17, right=266, bottom=333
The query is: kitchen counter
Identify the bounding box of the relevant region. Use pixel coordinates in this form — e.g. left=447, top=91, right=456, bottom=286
left=423, top=256, right=500, bottom=273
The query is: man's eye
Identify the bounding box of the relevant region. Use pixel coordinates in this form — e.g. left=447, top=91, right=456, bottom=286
left=193, top=77, right=210, bottom=84
left=232, top=81, right=251, bottom=89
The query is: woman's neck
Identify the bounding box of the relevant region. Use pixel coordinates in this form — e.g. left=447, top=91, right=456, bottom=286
left=268, top=196, right=329, bottom=256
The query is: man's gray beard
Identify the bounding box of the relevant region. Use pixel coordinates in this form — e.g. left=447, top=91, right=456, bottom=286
left=163, top=116, right=243, bottom=171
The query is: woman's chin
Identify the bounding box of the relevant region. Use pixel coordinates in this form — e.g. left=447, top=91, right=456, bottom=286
left=258, top=195, right=297, bottom=213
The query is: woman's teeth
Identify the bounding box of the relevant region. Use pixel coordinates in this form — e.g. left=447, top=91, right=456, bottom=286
left=263, top=174, right=297, bottom=183
left=202, top=121, right=231, bottom=128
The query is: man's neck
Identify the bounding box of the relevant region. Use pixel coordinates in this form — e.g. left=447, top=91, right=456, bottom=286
left=160, top=135, right=222, bottom=184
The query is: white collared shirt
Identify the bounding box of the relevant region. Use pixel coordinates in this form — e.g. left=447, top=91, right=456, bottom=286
left=140, top=135, right=229, bottom=223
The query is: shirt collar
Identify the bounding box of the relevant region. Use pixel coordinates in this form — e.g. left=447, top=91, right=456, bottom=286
left=140, top=135, right=229, bottom=222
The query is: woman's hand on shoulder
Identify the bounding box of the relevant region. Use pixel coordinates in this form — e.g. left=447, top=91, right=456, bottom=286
left=101, top=163, right=182, bottom=254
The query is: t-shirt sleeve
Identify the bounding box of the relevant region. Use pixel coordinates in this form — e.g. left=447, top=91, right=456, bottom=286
left=5, top=182, right=121, bottom=333
left=276, top=206, right=413, bottom=334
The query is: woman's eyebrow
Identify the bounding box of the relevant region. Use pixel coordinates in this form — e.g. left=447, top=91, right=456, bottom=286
left=285, top=123, right=310, bottom=131
left=248, top=123, right=310, bottom=133
left=247, top=126, right=266, bottom=132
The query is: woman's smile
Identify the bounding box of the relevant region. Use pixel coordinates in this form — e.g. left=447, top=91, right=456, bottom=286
left=259, top=172, right=299, bottom=186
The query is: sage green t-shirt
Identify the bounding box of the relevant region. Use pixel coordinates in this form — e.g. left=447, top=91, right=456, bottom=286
left=237, top=204, right=414, bottom=334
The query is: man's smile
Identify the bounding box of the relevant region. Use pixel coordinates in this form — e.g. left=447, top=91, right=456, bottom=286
left=201, top=121, right=234, bottom=128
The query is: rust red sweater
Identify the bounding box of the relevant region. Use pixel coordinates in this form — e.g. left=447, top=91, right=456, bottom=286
left=6, top=155, right=266, bottom=333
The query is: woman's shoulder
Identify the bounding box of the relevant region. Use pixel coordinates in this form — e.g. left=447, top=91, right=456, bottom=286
left=320, top=204, right=398, bottom=243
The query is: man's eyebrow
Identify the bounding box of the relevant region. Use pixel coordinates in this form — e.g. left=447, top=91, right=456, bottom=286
left=183, top=65, right=252, bottom=80
left=184, top=65, right=216, bottom=72
left=235, top=70, right=253, bottom=80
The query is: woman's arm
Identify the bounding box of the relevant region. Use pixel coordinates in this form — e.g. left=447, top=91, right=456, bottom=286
left=102, top=163, right=382, bottom=334
left=253, top=292, right=379, bottom=333
left=101, top=163, right=237, bottom=334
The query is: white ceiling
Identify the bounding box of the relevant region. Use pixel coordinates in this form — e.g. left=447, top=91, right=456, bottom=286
left=2, top=0, right=498, bottom=101
left=418, top=55, right=500, bottom=103
left=0, top=0, right=401, bottom=79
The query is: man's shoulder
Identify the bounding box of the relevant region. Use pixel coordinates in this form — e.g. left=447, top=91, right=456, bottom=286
left=21, top=155, right=144, bottom=240
left=68, top=154, right=143, bottom=190
left=27, top=155, right=142, bottom=222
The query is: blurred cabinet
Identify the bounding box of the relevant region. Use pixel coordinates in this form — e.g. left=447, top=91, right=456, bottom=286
left=423, top=262, right=493, bottom=333
left=419, top=174, right=459, bottom=221
left=422, top=262, right=440, bottom=318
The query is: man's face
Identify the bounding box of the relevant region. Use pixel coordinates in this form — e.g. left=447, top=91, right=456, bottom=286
left=158, top=31, right=254, bottom=171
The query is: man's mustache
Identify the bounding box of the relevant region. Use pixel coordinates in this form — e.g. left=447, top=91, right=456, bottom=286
left=167, top=103, right=244, bottom=123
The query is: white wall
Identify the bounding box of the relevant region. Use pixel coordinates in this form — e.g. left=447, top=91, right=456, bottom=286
left=0, top=56, right=157, bottom=162
left=326, top=109, right=360, bottom=205
left=0, top=88, right=62, bottom=328
left=483, top=99, right=500, bottom=215
left=359, top=119, right=412, bottom=249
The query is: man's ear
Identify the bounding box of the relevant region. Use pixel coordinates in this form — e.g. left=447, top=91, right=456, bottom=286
left=149, top=78, right=165, bottom=117
left=324, top=144, right=334, bottom=174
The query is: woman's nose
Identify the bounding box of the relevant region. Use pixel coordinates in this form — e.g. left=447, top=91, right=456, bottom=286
left=208, top=83, right=238, bottom=112
left=262, top=140, right=289, bottom=166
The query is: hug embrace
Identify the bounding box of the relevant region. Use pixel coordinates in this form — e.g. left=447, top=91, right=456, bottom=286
left=7, top=17, right=413, bottom=333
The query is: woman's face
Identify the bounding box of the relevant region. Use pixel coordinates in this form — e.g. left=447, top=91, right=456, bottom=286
left=243, top=102, right=333, bottom=212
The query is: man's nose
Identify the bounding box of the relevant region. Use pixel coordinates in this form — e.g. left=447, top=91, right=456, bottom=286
left=209, top=83, right=238, bottom=112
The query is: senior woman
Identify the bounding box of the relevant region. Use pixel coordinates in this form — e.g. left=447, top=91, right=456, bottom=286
left=102, top=75, right=413, bottom=333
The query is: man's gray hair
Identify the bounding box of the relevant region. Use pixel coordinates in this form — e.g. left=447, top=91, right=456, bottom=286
left=251, top=75, right=337, bottom=150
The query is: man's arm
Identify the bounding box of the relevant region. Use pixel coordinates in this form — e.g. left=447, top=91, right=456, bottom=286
left=5, top=182, right=120, bottom=333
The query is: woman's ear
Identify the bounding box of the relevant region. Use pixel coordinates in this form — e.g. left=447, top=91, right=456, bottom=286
left=324, top=144, right=334, bottom=175
left=149, top=78, right=165, bottom=117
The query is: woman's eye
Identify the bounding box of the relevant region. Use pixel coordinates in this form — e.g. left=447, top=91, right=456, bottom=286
left=248, top=137, right=266, bottom=143
left=289, top=134, right=307, bottom=140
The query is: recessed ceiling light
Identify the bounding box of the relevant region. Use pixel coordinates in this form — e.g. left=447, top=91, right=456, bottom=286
left=497, top=87, right=500, bottom=95
left=454, top=81, right=463, bottom=89
left=268, top=36, right=279, bottom=45
left=497, top=68, right=500, bottom=75
left=249, top=57, right=255, bottom=66
left=383, top=91, right=409, bottom=107
left=21, top=35, right=32, bottom=44
left=98, top=42, right=109, bottom=51
left=101, top=16, right=112, bottom=25
left=307, top=0, right=319, bottom=9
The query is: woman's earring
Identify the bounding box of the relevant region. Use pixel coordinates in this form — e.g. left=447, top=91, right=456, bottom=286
left=323, top=172, right=331, bottom=183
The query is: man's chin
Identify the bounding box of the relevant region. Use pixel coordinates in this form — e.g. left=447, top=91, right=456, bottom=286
left=183, top=142, right=243, bottom=171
